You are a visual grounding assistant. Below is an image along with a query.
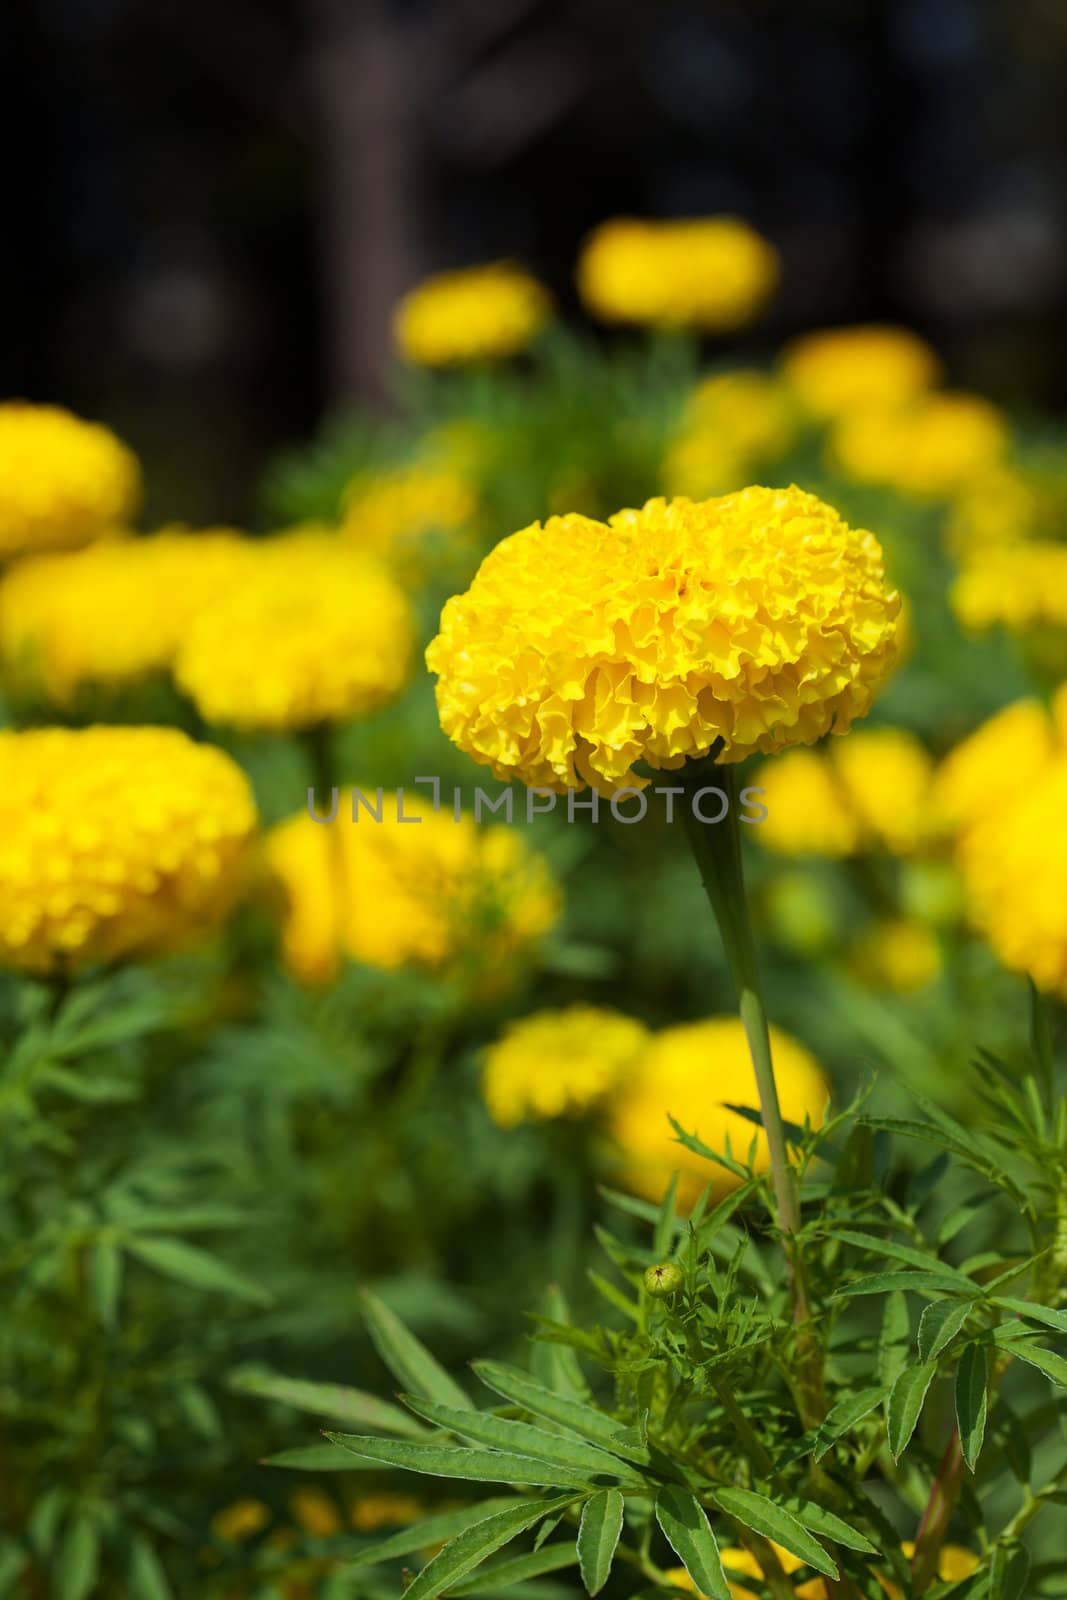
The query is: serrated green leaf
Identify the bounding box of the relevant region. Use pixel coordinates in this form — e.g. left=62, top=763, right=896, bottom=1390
left=325, top=1434, right=595, bottom=1489
left=231, top=1368, right=426, bottom=1436
left=1001, top=1338, right=1067, bottom=1388
left=471, top=1363, right=649, bottom=1466
left=343, top=1499, right=519, bottom=1570
left=400, top=1496, right=576, bottom=1600
left=918, top=1299, right=973, bottom=1362
left=401, top=1398, right=646, bottom=1487
left=797, top=1387, right=887, bottom=1465
left=361, top=1290, right=472, bottom=1411
left=784, top=1500, right=878, bottom=1555
left=128, top=1536, right=174, bottom=1600
left=655, top=1487, right=730, bottom=1600
left=886, top=1361, right=938, bottom=1461
left=990, top=1538, right=1030, bottom=1600
left=711, top=1488, right=837, bottom=1580
left=450, top=1540, right=581, bottom=1595
left=993, top=1297, right=1067, bottom=1336
left=577, top=1489, right=624, bottom=1595
left=829, top=1229, right=975, bottom=1288
left=55, top=1515, right=98, bottom=1600
left=878, top=1291, right=911, bottom=1388
left=126, top=1237, right=269, bottom=1305
left=835, top=1270, right=978, bottom=1301
left=263, top=1442, right=360, bottom=1470
left=955, top=1343, right=989, bottom=1472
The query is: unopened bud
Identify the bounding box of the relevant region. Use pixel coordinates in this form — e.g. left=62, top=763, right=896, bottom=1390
left=644, top=1262, right=684, bottom=1297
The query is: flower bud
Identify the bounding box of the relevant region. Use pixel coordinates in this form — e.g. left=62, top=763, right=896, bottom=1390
left=643, top=1262, right=684, bottom=1297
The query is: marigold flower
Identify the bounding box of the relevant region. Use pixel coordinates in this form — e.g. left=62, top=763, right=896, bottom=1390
left=482, top=1006, right=649, bottom=1127
left=754, top=749, right=860, bottom=858
left=0, top=729, right=255, bottom=977
left=662, top=371, right=796, bottom=499
left=264, top=793, right=559, bottom=989
left=668, top=1541, right=976, bottom=1599
left=952, top=540, right=1067, bottom=634
left=427, top=487, right=901, bottom=793
left=0, top=529, right=251, bottom=705
left=175, top=534, right=414, bottom=732
left=611, top=1016, right=828, bottom=1204
left=341, top=462, right=477, bottom=576
left=0, top=402, right=141, bottom=558
left=932, top=698, right=1055, bottom=835
left=755, top=728, right=935, bottom=859
left=349, top=1493, right=426, bottom=1532
left=393, top=263, right=551, bottom=366
left=830, top=392, right=1009, bottom=498
left=289, top=1487, right=343, bottom=1539
left=849, top=917, right=942, bottom=992
left=577, top=217, right=779, bottom=331
left=779, top=325, right=941, bottom=419
left=211, top=1499, right=271, bottom=1544
left=945, top=466, right=1041, bottom=558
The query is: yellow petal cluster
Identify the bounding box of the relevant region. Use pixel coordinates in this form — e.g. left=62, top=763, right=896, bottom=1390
left=952, top=541, right=1067, bottom=632
left=175, top=534, right=414, bottom=731
left=779, top=325, right=941, bottom=419
left=393, top=263, right=551, bottom=366
left=932, top=697, right=1056, bottom=834
left=341, top=462, right=477, bottom=575
left=945, top=465, right=1041, bottom=558
left=668, top=1541, right=976, bottom=1598
left=0, top=402, right=141, bottom=558
left=427, top=487, right=901, bottom=793
left=482, top=1006, right=650, bottom=1127
left=662, top=371, right=796, bottom=499
left=0, top=529, right=250, bottom=704
left=756, top=727, right=936, bottom=858
left=752, top=749, right=860, bottom=857
left=849, top=917, right=942, bottom=992
left=577, top=217, right=779, bottom=331
left=0, top=726, right=256, bottom=975
left=264, top=793, right=560, bottom=990
left=611, top=1016, right=828, bottom=1205
left=830, top=392, right=1008, bottom=498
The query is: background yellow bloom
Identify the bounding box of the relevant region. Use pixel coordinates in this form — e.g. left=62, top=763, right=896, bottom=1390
left=779, top=325, right=941, bottom=419
left=482, top=1006, right=649, bottom=1126
left=830, top=392, right=1008, bottom=498
left=577, top=217, right=778, bottom=331
left=393, top=263, right=551, bottom=366
left=0, top=402, right=141, bottom=558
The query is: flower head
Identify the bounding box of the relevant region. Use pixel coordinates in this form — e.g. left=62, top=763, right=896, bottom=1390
left=175, top=534, right=414, bottom=731
left=264, top=793, right=559, bottom=990
left=427, top=487, right=901, bottom=793
left=755, top=728, right=936, bottom=858
left=830, top=392, right=1008, bottom=498
left=952, top=541, right=1067, bottom=633
left=0, top=529, right=251, bottom=705
left=341, top=462, right=477, bottom=577
left=0, top=402, right=141, bottom=558
left=849, top=917, right=942, bottom=992
left=662, top=371, right=796, bottom=499
left=393, top=263, right=551, bottom=366
left=779, top=325, right=940, bottom=419
left=932, top=698, right=1055, bottom=834
left=577, top=217, right=779, bottom=330
left=0, top=727, right=256, bottom=975
left=482, top=1006, right=649, bottom=1127
left=611, top=1016, right=828, bottom=1204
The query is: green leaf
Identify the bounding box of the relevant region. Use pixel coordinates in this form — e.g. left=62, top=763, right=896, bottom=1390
left=263, top=1442, right=359, bottom=1470
left=577, top=1489, right=624, bottom=1595
left=471, top=1363, right=648, bottom=1466
left=533, top=1286, right=591, bottom=1402
left=128, top=1536, right=174, bottom=1600
left=231, top=1368, right=426, bottom=1437
left=878, top=1291, right=911, bottom=1388
left=803, top=1387, right=886, bottom=1465
left=126, top=1237, right=269, bottom=1304
left=361, top=1290, right=472, bottom=1411
left=993, top=1297, right=1067, bottom=1336
left=918, top=1299, right=973, bottom=1362
left=836, top=1270, right=978, bottom=1302
left=654, top=1487, right=730, bottom=1600
left=654, top=1174, right=680, bottom=1258
left=325, top=1434, right=596, bottom=1489
left=886, top=1361, right=938, bottom=1461
left=829, top=1229, right=975, bottom=1288
left=955, top=1343, right=989, bottom=1472
left=710, top=1488, right=837, bottom=1581
left=401, top=1398, right=647, bottom=1488
left=990, top=1538, right=1030, bottom=1600
left=450, top=1540, right=581, bottom=1595
left=1029, top=976, right=1054, bottom=1110
left=784, top=1500, right=878, bottom=1556
left=55, top=1514, right=98, bottom=1600
left=399, top=1496, right=576, bottom=1600
left=87, top=1240, right=123, bottom=1329
left=343, top=1499, right=520, bottom=1570
left=1000, top=1338, right=1067, bottom=1389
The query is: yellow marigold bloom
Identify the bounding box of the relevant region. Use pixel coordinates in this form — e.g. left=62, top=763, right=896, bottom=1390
left=350, top=1493, right=425, bottom=1533
left=175, top=534, right=414, bottom=732
left=577, top=217, right=779, bottom=331
left=0, top=727, right=255, bottom=975
left=427, top=487, right=901, bottom=793
left=289, top=1487, right=343, bottom=1539
left=753, top=748, right=860, bottom=857
left=850, top=917, right=942, bottom=992
left=341, top=462, right=477, bottom=575
left=482, top=1006, right=649, bottom=1127
left=952, top=540, right=1067, bottom=634
left=662, top=371, right=796, bottom=499
left=0, top=529, right=251, bottom=705
left=779, top=325, right=941, bottom=419
left=830, top=728, right=935, bottom=856
left=945, top=466, right=1040, bottom=558
left=264, top=793, right=559, bottom=989
left=611, top=1016, right=828, bottom=1205
left=0, top=402, right=141, bottom=558
left=958, top=755, right=1067, bottom=997
left=670, top=1541, right=976, bottom=1600
left=932, top=698, right=1054, bottom=835
left=210, top=1499, right=271, bottom=1543
left=830, top=392, right=1009, bottom=499
left=393, top=262, right=551, bottom=366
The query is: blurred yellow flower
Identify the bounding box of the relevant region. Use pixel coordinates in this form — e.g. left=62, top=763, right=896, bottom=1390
left=482, top=1006, right=649, bottom=1127
left=264, top=793, right=560, bottom=990
left=393, top=262, right=551, bottom=365
left=830, top=392, right=1009, bottom=498
left=175, top=534, right=414, bottom=732
left=753, top=748, right=860, bottom=857
left=0, top=402, right=141, bottom=558
left=577, top=217, right=779, bottom=331
left=945, top=465, right=1040, bottom=558
left=341, top=462, right=477, bottom=575
left=427, top=487, right=901, bottom=793
left=662, top=371, right=796, bottom=498
left=952, top=540, right=1067, bottom=633
left=755, top=728, right=935, bottom=858
left=0, top=529, right=251, bottom=705
left=0, top=726, right=256, bottom=975
left=210, top=1498, right=271, bottom=1543
left=849, top=917, right=942, bottom=992
left=932, top=697, right=1055, bottom=835
left=611, top=1016, right=828, bottom=1204
left=350, top=1492, right=426, bottom=1532
left=668, top=1541, right=976, bottom=1599
left=779, top=325, right=940, bottom=419
left=289, top=1487, right=343, bottom=1539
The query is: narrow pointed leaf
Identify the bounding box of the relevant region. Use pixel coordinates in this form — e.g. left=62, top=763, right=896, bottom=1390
left=993, top=1297, right=1067, bottom=1336
left=918, top=1299, right=972, bottom=1362
left=829, top=1230, right=975, bottom=1288
left=400, top=1496, right=576, bottom=1600
left=450, top=1541, right=581, bottom=1595
left=342, top=1498, right=519, bottom=1571
left=878, top=1292, right=911, bottom=1388
left=401, top=1397, right=647, bottom=1486
left=791, top=1386, right=886, bottom=1465
left=887, top=1361, right=938, bottom=1461
left=56, top=1515, right=99, bottom=1600
left=325, top=1433, right=595, bottom=1489
left=711, top=1488, right=838, bottom=1580
left=955, top=1343, right=989, bottom=1472
left=990, top=1539, right=1030, bottom=1600
left=361, top=1290, right=472, bottom=1410
left=1001, top=1339, right=1067, bottom=1389
left=263, top=1442, right=359, bottom=1470
left=655, top=1487, right=730, bottom=1600
left=231, top=1368, right=427, bottom=1436
left=126, top=1237, right=269, bottom=1304
left=472, top=1362, right=649, bottom=1465
left=835, top=1270, right=979, bottom=1301
left=127, top=1537, right=174, bottom=1600
left=534, top=1286, right=591, bottom=1401
left=577, top=1489, right=624, bottom=1595
left=785, top=1500, right=878, bottom=1555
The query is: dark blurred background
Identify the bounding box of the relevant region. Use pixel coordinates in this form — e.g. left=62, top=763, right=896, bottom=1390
left=5, top=0, right=1067, bottom=524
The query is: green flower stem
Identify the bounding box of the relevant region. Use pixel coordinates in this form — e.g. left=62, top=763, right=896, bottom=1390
left=711, top=1376, right=777, bottom=1482
left=304, top=721, right=338, bottom=805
